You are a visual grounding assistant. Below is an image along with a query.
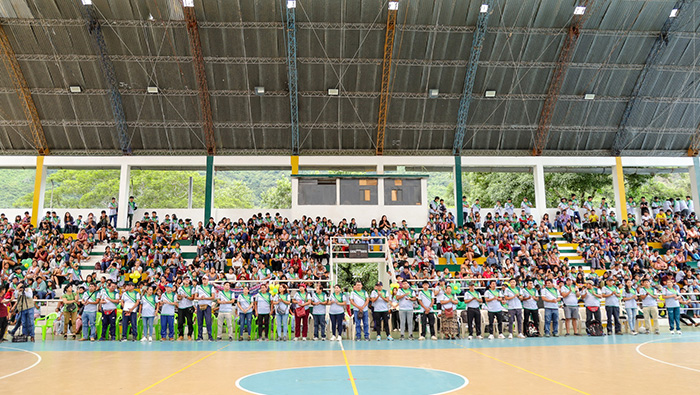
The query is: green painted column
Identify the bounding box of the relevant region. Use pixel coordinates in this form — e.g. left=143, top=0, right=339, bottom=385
left=454, top=155, right=463, bottom=228
left=204, top=155, right=214, bottom=222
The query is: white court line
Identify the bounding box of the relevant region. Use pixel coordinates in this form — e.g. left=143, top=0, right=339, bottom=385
left=0, top=346, right=42, bottom=380
left=635, top=335, right=700, bottom=373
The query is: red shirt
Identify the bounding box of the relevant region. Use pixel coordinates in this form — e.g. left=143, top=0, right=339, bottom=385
left=0, top=291, right=11, bottom=318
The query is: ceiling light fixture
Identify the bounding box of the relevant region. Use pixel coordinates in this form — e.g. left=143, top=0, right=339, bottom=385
left=480, top=4, right=489, bottom=13
left=328, top=88, right=339, bottom=96
left=670, top=8, right=679, bottom=18
left=287, top=1, right=296, bottom=9
left=69, top=85, right=82, bottom=93
left=574, top=6, right=586, bottom=15
left=428, top=89, right=439, bottom=98
left=584, top=93, right=595, bottom=100
left=147, top=86, right=159, bottom=94
left=389, top=1, right=399, bottom=11
left=484, top=90, right=496, bottom=97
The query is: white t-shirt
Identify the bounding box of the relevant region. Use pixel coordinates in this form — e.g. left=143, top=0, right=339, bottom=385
left=370, top=289, right=389, bottom=312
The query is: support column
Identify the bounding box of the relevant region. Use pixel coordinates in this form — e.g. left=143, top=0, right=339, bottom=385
left=533, top=164, right=546, bottom=220
left=204, top=155, right=214, bottom=222
left=454, top=156, right=463, bottom=228
left=690, top=157, right=700, bottom=216
left=31, top=156, right=46, bottom=227
left=612, top=157, right=628, bottom=221
left=291, top=155, right=299, bottom=175
left=116, top=164, right=131, bottom=229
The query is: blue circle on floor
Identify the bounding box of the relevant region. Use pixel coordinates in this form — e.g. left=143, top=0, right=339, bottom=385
left=236, top=365, right=468, bottom=395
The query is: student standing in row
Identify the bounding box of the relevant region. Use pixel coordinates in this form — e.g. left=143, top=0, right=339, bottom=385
left=195, top=276, right=215, bottom=341
left=622, top=279, right=639, bottom=335
left=349, top=281, right=370, bottom=341
left=439, top=285, right=459, bottom=339
left=293, top=284, right=310, bottom=341
left=177, top=277, right=195, bottom=340
left=140, top=286, right=157, bottom=342
left=521, top=280, right=539, bottom=335
left=80, top=282, right=99, bottom=342
left=120, top=282, right=140, bottom=342
left=237, top=286, right=254, bottom=340
left=504, top=278, right=525, bottom=339
left=159, top=283, right=177, bottom=341
left=638, top=278, right=659, bottom=334
left=311, top=283, right=329, bottom=340
left=397, top=281, right=415, bottom=340
left=255, top=283, right=273, bottom=341
left=541, top=279, right=560, bottom=337
left=370, top=282, right=392, bottom=341
left=216, top=282, right=235, bottom=341
left=417, top=281, right=436, bottom=340
left=100, top=281, right=119, bottom=341
left=601, top=277, right=622, bottom=335
left=274, top=283, right=292, bottom=341
left=484, top=281, right=505, bottom=339
left=560, top=277, right=580, bottom=336
left=464, top=282, right=482, bottom=340
left=329, top=284, right=346, bottom=341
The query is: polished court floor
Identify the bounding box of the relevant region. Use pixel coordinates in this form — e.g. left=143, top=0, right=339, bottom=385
left=1, top=329, right=699, bottom=394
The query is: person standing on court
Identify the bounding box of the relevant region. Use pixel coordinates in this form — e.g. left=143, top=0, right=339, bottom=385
left=216, top=282, right=235, bottom=341
left=120, top=282, right=140, bottom=342
left=438, top=285, right=459, bottom=339
left=521, top=279, right=539, bottom=336
left=464, top=282, right=483, bottom=339
left=274, top=283, right=292, bottom=341
left=107, top=197, right=118, bottom=229
left=638, top=278, right=660, bottom=334
left=293, top=283, right=311, bottom=341
left=254, top=283, right=272, bottom=341
left=622, top=279, right=639, bottom=335
left=541, top=279, right=561, bottom=337
left=311, top=283, right=329, bottom=341
left=370, top=281, right=391, bottom=341
left=503, top=278, right=525, bottom=339
left=417, top=281, right=436, bottom=340
left=61, top=284, right=79, bottom=339
left=600, top=277, right=622, bottom=335
left=80, top=282, right=99, bottom=341
left=396, top=280, right=416, bottom=340
left=99, top=281, right=119, bottom=341
left=10, top=282, right=35, bottom=341
left=349, top=281, right=370, bottom=341
left=581, top=280, right=602, bottom=327
left=329, top=284, right=346, bottom=341
left=484, top=281, right=505, bottom=339
left=195, top=276, right=215, bottom=341
left=158, top=283, right=177, bottom=341
left=177, top=277, right=196, bottom=340
left=560, top=277, right=581, bottom=336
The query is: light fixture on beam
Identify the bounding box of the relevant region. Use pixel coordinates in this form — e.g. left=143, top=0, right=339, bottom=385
left=480, top=4, right=489, bottom=13
left=584, top=93, right=595, bottom=100
left=574, top=6, right=586, bottom=15
left=287, top=0, right=296, bottom=9
left=255, top=86, right=265, bottom=96
left=147, top=86, right=159, bottom=94
left=389, top=1, right=399, bottom=11
left=182, top=0, right=194, bottom=7
left=670, top=8, right=679, bottom=18
left=81, top=0, right=93, bottom=5
left=328, top=88, right=339, bottom=96
left=428, top=89, right=439, bottom=98
left=484, top=90, right=496, bottom=97
left=69, top=85, right=82, bottom=93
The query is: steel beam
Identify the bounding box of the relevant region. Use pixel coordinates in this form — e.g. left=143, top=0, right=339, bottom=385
left=283, top=1, right=300, bottom=155
left=613, top=0, right=688, bottom=156
left=78, top=4, right=130, bottom=154
left=532, top=0, right=591, bottom=156
left=0, top=25, right=49, bottom=155
left=376, top=1, right=399, bottom=155
left=453, top=1, right=492, bottom=155
left=182, top=2, right=216, bottom=155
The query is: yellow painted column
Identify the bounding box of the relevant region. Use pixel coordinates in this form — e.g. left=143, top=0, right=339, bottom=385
left=31, top=156, right=46, bottom=227
left=291, top=155, right=299, bottom=175
left=612, top=156, right=627, bottom=221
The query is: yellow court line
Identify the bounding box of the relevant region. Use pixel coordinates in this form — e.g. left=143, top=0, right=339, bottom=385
left=338, top=340, right=360, bottom=395
left=134, top=343, right=231, bottom=395
left=466, top=347, right=591, bottom=395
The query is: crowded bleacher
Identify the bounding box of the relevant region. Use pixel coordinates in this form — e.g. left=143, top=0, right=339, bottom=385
left=1, top=194, right=699, bottom=343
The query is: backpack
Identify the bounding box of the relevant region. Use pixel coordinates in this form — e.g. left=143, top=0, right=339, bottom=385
left=526, top=321, right=540, bottom=337
left=586, top=320, right=604, bottom=336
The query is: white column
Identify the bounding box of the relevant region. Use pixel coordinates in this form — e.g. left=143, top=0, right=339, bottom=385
left=35, top=165, right=47, bottom=215
left=116, top=164, right=131, bottom=229
left=533, top=164, right=546, bottom=219
left=376, top=164, right=384, bottom=175
left=378, top=179, right=385, bottom=206
left=691, top=157, right=700, bottom=216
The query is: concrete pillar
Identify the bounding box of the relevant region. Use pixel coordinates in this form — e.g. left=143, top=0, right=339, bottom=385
left=690, top=157, right=700, bottom=216
left=612, top=157, right=627, bottom=220
left=533, top=164, right=546, bottom=219
left=204, top=155, right=214, bottom=221
left=31, top=156, right=46, bottom=227
left=116, top=164, right=131, bottom=229
left=454, top=156, right=463, bottom=227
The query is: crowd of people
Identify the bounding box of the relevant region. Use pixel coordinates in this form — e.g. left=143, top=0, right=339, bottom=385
left=1, top=192, right=699, bottom=343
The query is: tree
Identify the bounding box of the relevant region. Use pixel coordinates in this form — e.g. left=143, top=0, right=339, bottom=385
left=15, top=169, right=119, bottom=209
left=260, top=178, right=291, bottom=209
left=215, top=179, right=254, bottom=208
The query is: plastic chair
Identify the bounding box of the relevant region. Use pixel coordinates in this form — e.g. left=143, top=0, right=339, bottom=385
left=38, top=312, right=58, bottom=341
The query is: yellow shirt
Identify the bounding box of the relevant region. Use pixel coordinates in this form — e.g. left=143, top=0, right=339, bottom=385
left=589, top=214, right=598, bottom=223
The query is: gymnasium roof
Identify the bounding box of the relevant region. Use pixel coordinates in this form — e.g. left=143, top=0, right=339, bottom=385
left=0, top=0, right=698, bottom=156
